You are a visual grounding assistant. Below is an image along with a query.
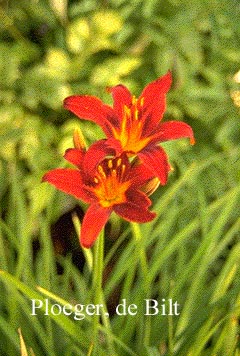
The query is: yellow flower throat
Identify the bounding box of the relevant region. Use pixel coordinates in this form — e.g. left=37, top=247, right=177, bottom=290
left=92, top=158, right=130, bottom=208
left=111, top=96, right=151, bottom=154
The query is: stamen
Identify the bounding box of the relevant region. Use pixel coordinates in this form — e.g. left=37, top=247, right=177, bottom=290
left=121, top=106, right=130, bottom=146
left=108, top=159, right=113, bottom=169
left=118, top=164, right=126, bottom=182
left=132, top=95, right=137, bottom=105
left=117, top=158, right=122, bottom=167
left=134, top=109, right=139, bottom=120
left=140, top=97, right=144, bottom=106
left=92, top=159, right=130, bottom=208
left=98, top=165, right=106, bottom=178
left=124, top=105, right=131, bottom=116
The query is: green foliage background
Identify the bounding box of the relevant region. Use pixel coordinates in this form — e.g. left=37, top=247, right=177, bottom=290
left=0, top=0, right=239, bottom=355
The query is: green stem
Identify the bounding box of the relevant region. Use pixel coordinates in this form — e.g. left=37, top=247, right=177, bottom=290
left=131, top=222, right=151, bottom=351
left=131, top=223, right=150, bottom=290
left=92, top=229, right=104, bottom=351
left=92, top=230, right=115, bottom=355
left=168, top=313, right=174, bottom=356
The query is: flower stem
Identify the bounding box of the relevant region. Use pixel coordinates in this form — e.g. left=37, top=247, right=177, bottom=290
left=92, top=230, right=104, bottom=303
left=131, top=222, right=152, bottom=351
left=131, top=222, right=150, bottom=289
left=92, top=229, right=104, bottom=352
left=92, top=229, right=115, bottom=355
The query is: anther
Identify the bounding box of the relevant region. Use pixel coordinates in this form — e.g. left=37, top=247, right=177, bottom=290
left=134, top=109, right=139, bottom=120
left=94, top=177, right=99, bottom=184
left=108, top=159, right=113, bottom=169
left=132, top=95, right=137, bottom=105
left=117, top=158, right=122, bottom=167
left=98, top=165, right=106, bottom=178
left=124, top=105, right=131, bottom=117
left=119, top=164, right=126, bottom=181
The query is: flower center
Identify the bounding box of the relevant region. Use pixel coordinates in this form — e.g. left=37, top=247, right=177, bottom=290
left=92, top=157, right=130, bottom=208
left=112, top=96, right=151, bottom=154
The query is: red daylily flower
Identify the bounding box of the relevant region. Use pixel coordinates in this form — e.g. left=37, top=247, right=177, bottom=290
left=42, top=140, right=156, bottom=248
left=64, top=72, right=195, bottom=185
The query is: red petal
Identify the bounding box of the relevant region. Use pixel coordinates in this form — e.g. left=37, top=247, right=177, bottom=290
left=108, top=84, right=132, bottom=119
left=63, top=95, right=118, bottom=135
left=154, top=121, right=195, bottom=143
left=42, top=168, right=93, bottom=203
left=113, top=202, right=156, bottom=223
left=83, top=139, right=120, bottom=179
left=139, top=72, right=172, bottom=136
left=138, top=145, right=170, bottom=185
left=64, top=148, right=85, bottom=168
left=104, top=138, right=123, bottom=155
left=127, top=161, right=155, bottom=188
left=80, top=204, right=112, bottom=248
left=140, top=71, right=172, bottom=102
left=126, top=189, right=152, bottom=208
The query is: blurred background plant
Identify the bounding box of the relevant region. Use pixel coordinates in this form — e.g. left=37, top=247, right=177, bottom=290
left=0, top=0, right=239, bottom=355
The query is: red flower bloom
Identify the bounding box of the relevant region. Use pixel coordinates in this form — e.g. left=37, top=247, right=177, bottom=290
left=42, top=140, right=156, bottom=248
left=64, top=72, right=195, bottom=185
